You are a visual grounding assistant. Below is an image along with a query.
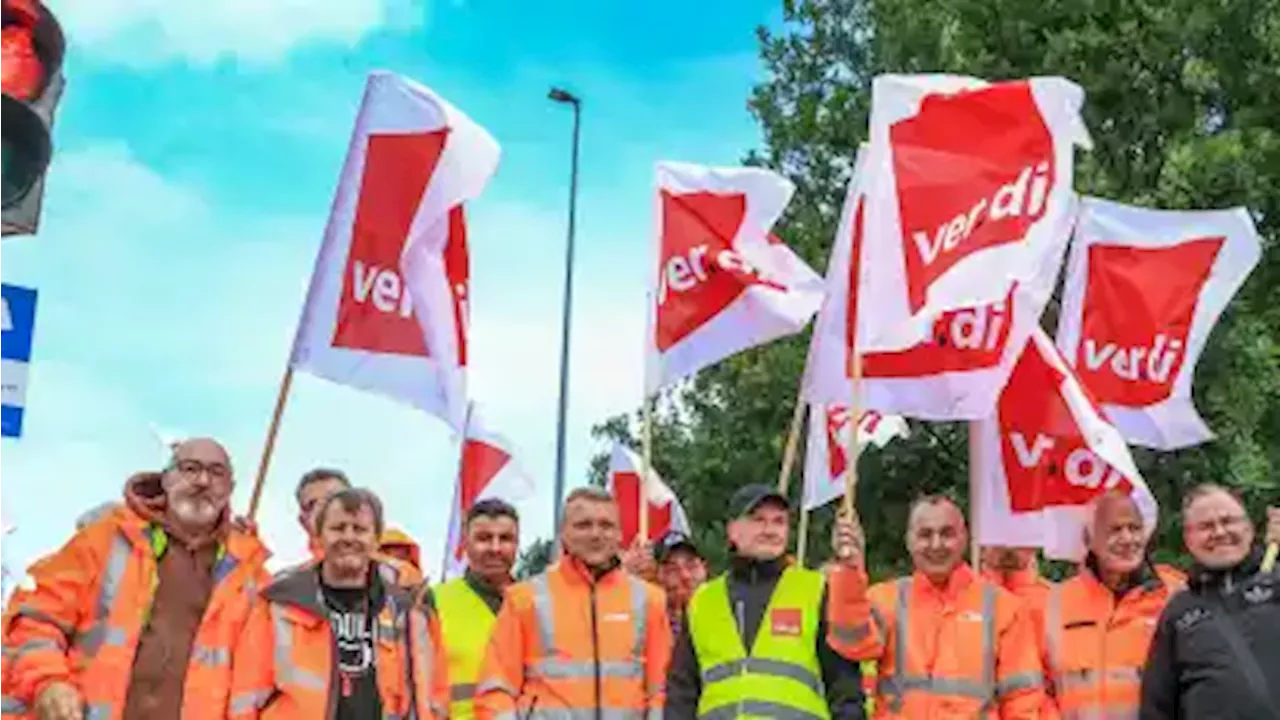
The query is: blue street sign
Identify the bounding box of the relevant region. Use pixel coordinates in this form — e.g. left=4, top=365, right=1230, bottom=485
left=2, top=284, right=38, bottom=438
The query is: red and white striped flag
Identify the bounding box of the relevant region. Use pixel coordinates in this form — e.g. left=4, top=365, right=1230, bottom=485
left=442, top=403, right=535, bottom=579
left=645, top=162, right=824, bottom=393
left=801, top=404, right=908, bottom=511
left=289, top=72, right=499, bottom=431
left=1055, top=197, right=1262, bottom=449
left=972, top=328, right=1157, bottom=560
left=607, top=443, right=691, bottom=546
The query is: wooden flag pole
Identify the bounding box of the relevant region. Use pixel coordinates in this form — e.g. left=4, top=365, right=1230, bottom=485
left=639, top=395, right=655, bottom=543
left=247, top=366, right=295, bottom=521
left=776, top=388, right=807, bottom=495
left=796, top=505, right=812, bottom=568
left=968, top=422, right=981, bottom=569
left=841, top=352, right=863, bottom=519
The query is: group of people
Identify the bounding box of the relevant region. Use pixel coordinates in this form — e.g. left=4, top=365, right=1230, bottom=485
left=0, top=436, right=1277, bottom=719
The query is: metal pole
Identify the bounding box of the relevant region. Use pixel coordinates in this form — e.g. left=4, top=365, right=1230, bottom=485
left=550, top=94, right=581, bottom=536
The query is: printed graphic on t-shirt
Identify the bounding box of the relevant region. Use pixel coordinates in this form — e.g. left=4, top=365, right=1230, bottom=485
left=329, top=608, right=374, bottom=676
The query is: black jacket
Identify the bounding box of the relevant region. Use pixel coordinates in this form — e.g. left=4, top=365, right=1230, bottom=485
left=665, top=555, right=866, bottom=720
left=1139, top=547, right=1280, bottom=720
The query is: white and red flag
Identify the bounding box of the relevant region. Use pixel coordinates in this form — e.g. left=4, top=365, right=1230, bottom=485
left=442, top=403, right=535, bottom=579
left=1055, top=197, right=1262, bottom=449
left=855, top=74, right=1090, bottom=353
left=803, top=145, right=1069, bottom=420
left=644, top=162, right=825, bottom=393
left=290, top=71, right=500, bottom=431
left=607, top=443, right=691, bottom=546
left=972, top=328, right=1158, bottom=560
left=801, top=404, right=908, bottom=511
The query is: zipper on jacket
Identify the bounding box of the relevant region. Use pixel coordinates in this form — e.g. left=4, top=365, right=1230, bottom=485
left=590, top=581, right=602, bottom=720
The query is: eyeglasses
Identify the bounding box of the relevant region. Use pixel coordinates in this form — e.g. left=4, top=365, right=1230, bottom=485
left=1190, top=515, right=1248, bottom=535
left=170, top=459, right=232, bottom=482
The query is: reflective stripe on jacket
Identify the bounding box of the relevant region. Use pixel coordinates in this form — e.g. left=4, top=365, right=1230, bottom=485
left=436, top=577, right=499, bottom=719
left=825, top=563, right=1047, bottom=718
left=688, top=567, right=830, bottom=719
left=1, top=506, right=268, bottom=720
left=227, top=563, right=448, bottom=720
left=473, top=556, right=670, bottom=719
left=1042, top=565, right=1183, bottom=719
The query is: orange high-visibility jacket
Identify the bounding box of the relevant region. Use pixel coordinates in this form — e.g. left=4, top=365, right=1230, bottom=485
left=826, top=563, right=1047, bottom=719
left=474, top=557, right=670, bottom=719
left=1041, top=564, right=1184, bottom=719
left=380, top=528, right=423, bottom=572
left=1, top=506, right=269, bottom=720
left=984, top=568, right=1053, bottom=633
left=228, top=563, right=449, bottom=719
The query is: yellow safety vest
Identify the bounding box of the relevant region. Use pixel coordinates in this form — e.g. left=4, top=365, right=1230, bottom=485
left=435, top=578, right=499, bottom=720
left=689, top=566, right=831, bottom=719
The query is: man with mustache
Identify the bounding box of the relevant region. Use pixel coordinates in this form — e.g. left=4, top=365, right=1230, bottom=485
left=666, top=484, right=868, bottom=719
left=229, top=487, right=448, bottom=720
left=474, top=486, right=670, bottom=718
left=3, top=438, right=270, bottom=720
left=825, top=494, right=1047, bottom=718
left=434, top=498, right=520, bottom=720
left=1139, top=486, right=1280, bottom=720
left=1041, top=490, right=1184, bottom=718
left=292, top=468, right=423, bottom=587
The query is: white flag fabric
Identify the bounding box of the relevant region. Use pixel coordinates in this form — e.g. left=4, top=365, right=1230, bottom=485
left=803, top=146, right=1069, bottom=420
left=856, top=74, right=1091, bottom=353
left=607, top=444, right=691, bottom=546
left=442, top=403, right=535, bottom=579
left=972, top=328, right=1157, bottom=560
left=291, top=72, right=499, bottom=431
left=645, top=162, right=825, bottom=394
left=1055, top=197, right=1262, bottom=449
left=801, top=404, right=909, bottom=511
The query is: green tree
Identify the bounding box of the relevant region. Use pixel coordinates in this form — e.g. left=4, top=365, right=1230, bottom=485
left=591, top=0, right=1279, bottom=578
left=515, top=538, right=555, bottom=579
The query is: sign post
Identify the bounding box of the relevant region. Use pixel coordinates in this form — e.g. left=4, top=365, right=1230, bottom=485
left=2, top=284, right=39, bottom=438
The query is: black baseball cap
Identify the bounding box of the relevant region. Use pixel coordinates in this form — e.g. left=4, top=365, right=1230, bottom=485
left=728, top=483, right=790, bottom=519
left=654, top=531, right=702, bottom=564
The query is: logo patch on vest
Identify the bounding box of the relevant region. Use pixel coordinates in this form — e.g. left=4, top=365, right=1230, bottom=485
left=771, top=608, right=803, bottom=637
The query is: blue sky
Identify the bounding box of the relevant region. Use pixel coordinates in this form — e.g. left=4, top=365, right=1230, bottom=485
left=1, top=0, right=783, bottom=580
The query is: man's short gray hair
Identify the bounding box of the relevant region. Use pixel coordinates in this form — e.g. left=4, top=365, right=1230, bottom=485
left=565, top=486, right=615, bottom=508
left=1180, top=483, right=1245, bottom=518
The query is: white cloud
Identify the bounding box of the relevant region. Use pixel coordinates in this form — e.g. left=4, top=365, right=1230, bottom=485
left=48, top=0, right=422, bottom=67
left=0, top=142, right=644, bottom=578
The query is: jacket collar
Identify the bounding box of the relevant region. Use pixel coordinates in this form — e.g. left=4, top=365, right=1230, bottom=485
left=913, top=562, right=977, bottom=600
left=1083, top=552, right=1161, bottom=596
left=265, top=561, right=406, bottom=620
left=556, top=553, right=623, bottom=586
left=728, top=554, right=786, bottom=583
left=1188, top=546, right=1265, bottom=593
left=981, top=565, right=1045, bottom=592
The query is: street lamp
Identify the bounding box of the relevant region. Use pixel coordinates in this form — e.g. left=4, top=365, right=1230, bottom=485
left=548, top=87, right=581, bottom=537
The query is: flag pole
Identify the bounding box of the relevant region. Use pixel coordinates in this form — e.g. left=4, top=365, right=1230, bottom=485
left=441, top=403, right=473, bottom=582
left=795, top=505, right=811, bottom=567
left=968, top=421, right=981, bottom=569
left=776, top=386, right=806, bottom=495
left=639, top=395, right=654, bottom=542
left=247, top=366, right=295, bottom=521
left=837, top=351, right=862, bottom=561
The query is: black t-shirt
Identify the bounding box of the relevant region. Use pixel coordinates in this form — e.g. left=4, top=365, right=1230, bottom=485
left=321, top=582, right=382, bottom=720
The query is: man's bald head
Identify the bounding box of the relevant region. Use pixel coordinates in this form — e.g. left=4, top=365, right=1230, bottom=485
left=907, top=495, right=965, bottom=533
left=162, top=436, right=234, bottom=533
left=905, top=495, right=968, bottom=583
left=1084, top=490, right=1146, bottom=578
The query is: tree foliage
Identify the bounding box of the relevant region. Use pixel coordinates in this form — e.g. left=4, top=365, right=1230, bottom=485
left=515, top=537, right=555, bottom=579
left=591, top=0, right=1279, bottom=578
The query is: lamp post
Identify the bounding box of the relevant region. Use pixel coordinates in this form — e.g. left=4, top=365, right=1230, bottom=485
left=548, top=87, right=581, bottom=537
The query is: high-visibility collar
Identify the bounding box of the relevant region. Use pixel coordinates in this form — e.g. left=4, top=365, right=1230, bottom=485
left=912, top=562, right=977, bottom=602
left=557, top=552, right=623, bottom=586
left=981, top=565, right=1044, bottom=593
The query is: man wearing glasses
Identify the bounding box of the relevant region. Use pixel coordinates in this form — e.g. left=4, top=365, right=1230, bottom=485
left=1139, top=484, right=1280, bottom=719
left=2, top=437, right=270, bottom=720
left=653, top=531, right=709, bottom=643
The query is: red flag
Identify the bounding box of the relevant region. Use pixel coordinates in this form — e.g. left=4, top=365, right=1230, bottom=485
left=607, top=444, right=690, bottom=546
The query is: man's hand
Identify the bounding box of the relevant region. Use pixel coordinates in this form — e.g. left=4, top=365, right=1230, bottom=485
left=621, top=537, right=657, bottom=581
left=832, top=508, right=865, bottom=569
left=34, top=681, right=82, bottom=720
left=1266, top=506, right=1279, bottom=547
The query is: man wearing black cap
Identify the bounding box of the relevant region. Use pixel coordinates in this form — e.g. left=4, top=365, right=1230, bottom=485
left=666, top=483, right=866, bottom=719
left=654, top=531, right=709, bottom=643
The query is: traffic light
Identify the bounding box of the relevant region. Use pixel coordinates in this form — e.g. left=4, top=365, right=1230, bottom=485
left=2, top=0, right=64, bottom=238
